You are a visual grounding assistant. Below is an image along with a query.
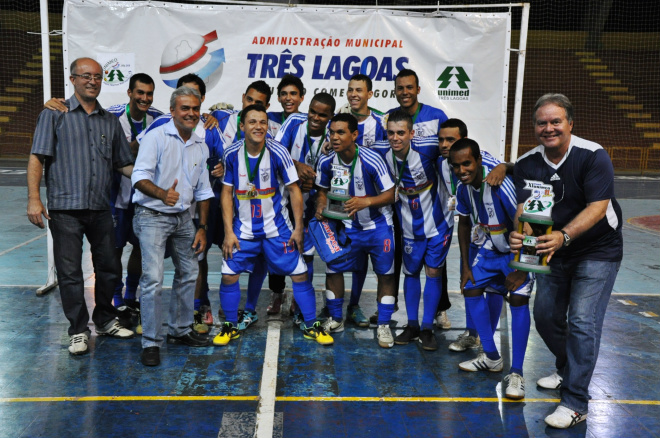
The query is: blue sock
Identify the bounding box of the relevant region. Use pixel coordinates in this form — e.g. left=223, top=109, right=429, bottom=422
left=377, top=300, right=396, bottom=326
left=194, top=298, right=202, bottom=312
left=245, top=265, right=267, bottom=312
left=220, top=281, right=241, bottom=325
left=487, top=292, right=504, bottom=335
left=124, top=272, right=139, bottom=301
left=510, top=303, right=530, bottom=376
left=293, top=280, right=316, bottom=325
left=349, top=268, right=367, bottom=307
left=113, top=280, right=124, bottom=307
left=403, top=274, right=421, bottom=325
left=421, top=276, right=442, bottom=331
left=465, top=301, right=478, bottom=337
left=306, top=260, right=314, bottom=284
left=326, top=296, right=344, bottom=320
left=465, top=295, right=500, bottom=360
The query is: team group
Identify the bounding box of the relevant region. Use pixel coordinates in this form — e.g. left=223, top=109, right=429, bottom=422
left=27, top=57, right=622, bottom=429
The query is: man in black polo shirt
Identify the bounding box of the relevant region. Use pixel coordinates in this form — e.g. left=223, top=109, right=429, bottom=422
left=27, top=57, right=135, bottom=355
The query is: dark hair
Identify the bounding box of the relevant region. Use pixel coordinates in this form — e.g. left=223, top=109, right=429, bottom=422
left=450, top=138, right=481, bottom=162
left=386, top=109, right=413, bottom=131
left=310, top=92, right=336, bottom=114
left=277, top=74, right=305, bottom=97
left=177, top=73, right=206, bottom=97
left=395, top=68, right=419, bottom=88
left=246, top=80, right=272, bottom=104
left=349, top=73, right=373, bottom=92
left=331, top=113, right=358, bottom=133
left=129, top=73, right=155, bottom=91
left=241, top=104, right=269, bottom=121
left=532, top=93, right=574, bottom=124
left=440, top=118, right=468, bottom=139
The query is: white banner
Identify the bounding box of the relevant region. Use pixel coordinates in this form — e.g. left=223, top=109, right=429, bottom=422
left=63, top=0, right=511, bottom=158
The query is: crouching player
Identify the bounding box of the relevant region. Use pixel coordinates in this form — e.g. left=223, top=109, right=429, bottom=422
left=215, top=104, right=333, bottom=346
left=451, top=138, right=532, bottom=400
left=315, top=113, right=397, bottom=348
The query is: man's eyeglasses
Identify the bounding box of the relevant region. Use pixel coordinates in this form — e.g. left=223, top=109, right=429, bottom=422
left=72, top=73, right=103, bottom=82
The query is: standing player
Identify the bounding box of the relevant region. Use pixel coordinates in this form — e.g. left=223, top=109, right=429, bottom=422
left=216, top=104, right=333, bottom=346
left=450, top=138, right=532, bottom=400
left=372, top=110, right=449, bottom=350
left=315, top=113, right=397, bottom=348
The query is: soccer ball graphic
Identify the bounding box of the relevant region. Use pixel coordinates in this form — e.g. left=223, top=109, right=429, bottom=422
left=160, top=30, right=225, bottom=90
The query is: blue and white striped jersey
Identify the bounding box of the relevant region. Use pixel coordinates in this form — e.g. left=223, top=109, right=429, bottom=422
left=107, top=104, right=163, bottom=209
left=386, top=103, right=448, bottom=138
left=357, top=111, right=387, bottom=148
left=455, top=163, right=518, bottom=253
left=214, top=109, right=277, bottom=145
left=223, top=138, right=299, bottom=240
left=372, top=137, right=447, bottom=240
left=267, top=111, right=288, bottom=138
left=316, top=146, right=394, bottom=230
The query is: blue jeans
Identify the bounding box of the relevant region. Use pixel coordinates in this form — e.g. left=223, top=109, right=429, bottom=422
left=534, top=259, right=620, bottom=414
left=133, top=206, right=198, bottom=348
left=49, top=210, right=119, bottom=335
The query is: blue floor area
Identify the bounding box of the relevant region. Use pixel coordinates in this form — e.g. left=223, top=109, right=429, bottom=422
left=0, top=184, right=659, bottom=437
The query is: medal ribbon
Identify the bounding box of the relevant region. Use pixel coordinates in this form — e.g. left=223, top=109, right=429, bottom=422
left=244, top=143, right=266, bottom=185
left=306, top=123, right=325, bottom=167
left=411, top=103, right=422, bottom=125
left=125, top=104, right=146, bottom=141
left=467, top=167, right=487, bottom=225
left=392, top=148, right=409, bottom=190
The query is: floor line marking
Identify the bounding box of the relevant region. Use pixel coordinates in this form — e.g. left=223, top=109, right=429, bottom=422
left=0, top=233, right=46, bottom=257
left=253, top=320, right=282, bottom=438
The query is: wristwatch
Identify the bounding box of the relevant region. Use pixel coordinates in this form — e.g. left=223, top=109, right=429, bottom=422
left=560, top=230, right=571, bottom=247
left=197, top=224, right=208, bottom=231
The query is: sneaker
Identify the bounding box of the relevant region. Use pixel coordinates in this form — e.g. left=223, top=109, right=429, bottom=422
left=504, top=373, right=525, bottom=400
left=213, top=322, right=240, bottom=346
left=321, top=316, right=344, bottom=333
left=200, top=304, right=213, bottom=326
left=459, top=352, right=503, bottom=372
left=449, top=330, right=481, bottom=352
left=377, top=324, right=394, bottom=348
left=193, top=311, right=209, bottom=334
left=537, top=371, right=563, bottom=389
left=292, top=310, right=304, bottom=328
left=116, top=306, right=133, bottom=329
left=394, top=325, right=419, bottom=345
left=266, top=291, right=285, bottom=315
left=68, top=332, right=89, bottom=355
left=418, top=329, right=438, bottom=351
left=544, top=405, right=587, bottom=429
left=237, top=309, right=258, bottom=330
left=96, top=320, right=134, bottom=339
left=347, top=305, right=369, bottom=327
left=435, top=310, right=451, bottom=329
left=302, top=321, right=334, bottom=345
left=369, top=310, right=378, bottom=327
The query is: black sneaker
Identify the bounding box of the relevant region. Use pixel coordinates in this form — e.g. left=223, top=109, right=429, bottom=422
left=116, top=306, right=134, bottom=329
left=419, top=329, right=438, bottom=351
left=394, top=325, right=420, bottom=345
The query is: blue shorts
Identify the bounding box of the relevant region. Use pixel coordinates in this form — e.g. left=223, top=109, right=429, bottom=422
left=326, top=225, right=395, bottom=275
left=112, top=206, right=138, bottom=249
left=464, top=248, right=534, bottom=297
left=222, top=234, right=307, bottom=276
left=402, top=232, right=452, bottom=276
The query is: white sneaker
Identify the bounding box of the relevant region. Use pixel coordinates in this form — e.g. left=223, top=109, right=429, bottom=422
left=377, top=324, right=394, bottom=348
left=321, top=316, right=345, bottom=333
left=504, top=373, right=525, bottom=400
left=537, top=371, right=563, bottom=389
left=459, top=352, right=503, bottom=372
left=545, top=405, right=587, bottom=428
left=435, top=310, right=451, bottom=329
left=68, top=332, right=89, bottom=355
left=96, top=320, right=135, bottom=339
left=448, top=330, right=481, bottom=352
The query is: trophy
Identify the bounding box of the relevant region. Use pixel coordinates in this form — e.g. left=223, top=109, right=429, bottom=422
left=509, top=180, right=555, bottom=274
left=322, top=164, right=352, bottom=220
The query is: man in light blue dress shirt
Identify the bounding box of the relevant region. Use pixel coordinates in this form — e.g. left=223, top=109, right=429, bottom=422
left=131, top=86, right=215, bottom=366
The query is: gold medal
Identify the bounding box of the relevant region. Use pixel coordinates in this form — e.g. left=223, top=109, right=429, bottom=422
left=246, top=183, right=257, bottom=199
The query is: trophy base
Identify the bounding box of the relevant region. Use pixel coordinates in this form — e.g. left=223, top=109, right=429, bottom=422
left=322, top=208, right=351, bottom=221
left=509, top=260, right=551, bottom=274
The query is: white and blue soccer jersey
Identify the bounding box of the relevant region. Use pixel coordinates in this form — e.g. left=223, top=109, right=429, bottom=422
left=386, top=103, right=448, bottom=138
left=267, top=111, right=287, bottom=138
left=316, top=146, right=394, bottom=231
left=107, top=104, right=164, bottom=209
left=372, top=137, right=447, bottom=240
left=437, top=149, right=501, bottom=228
left=214, top=109, right=276, bottom=146
left=223, top=138, right=299, bottom=240
left=357, top=111, right=387, bottom=148
left=455, top=164, right=518, bottom=254
left=275, top=112, right=326, bottom=221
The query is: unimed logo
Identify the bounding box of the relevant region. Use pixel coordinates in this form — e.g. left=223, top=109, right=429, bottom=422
left=435, top=64, right=473, bottom=102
